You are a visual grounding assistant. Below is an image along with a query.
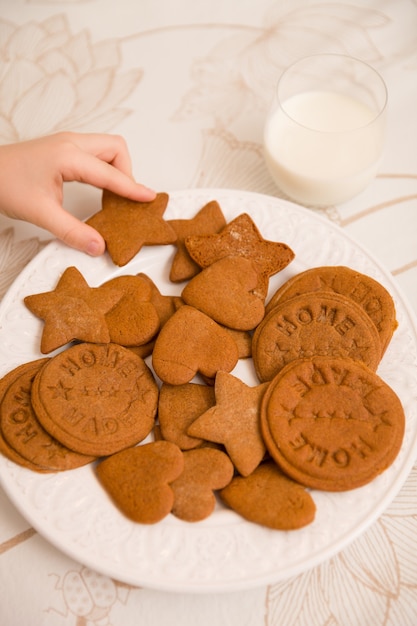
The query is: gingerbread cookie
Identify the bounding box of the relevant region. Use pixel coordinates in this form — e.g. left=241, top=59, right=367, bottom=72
left=24, top=266, right=123, bottom=354
left=188, top=371, right=269, bottom=476
left=260, top=356, right=405, bottom=491
left=133, top=273, right=184, bottom=355
left=266, top=266, right=397, bottom=355
left=136, top=273, right=184, bottom=328
left=100, top=275, right=160, bottom=346
left=96, top=441, right=184, bottom=523
left=220, top=461, right=316, bottom=530
left=185, top=213, right=295, bottom=299
left=222, top=327, right=252, bottom=359
left=171, top=447, right=234, bottom=521
left=86, top=190, right=176, bottom=266
left=0, top=359, right=94, bottom=471
left=158, top=382, right=216, bottom=450
left=152, top=305, right=239, bottom=385
left=168, top=200, right=227, bottom=282
left=0, top=361, right=53, bottom=472
left=31, top=343, right=158, bottom=456
left=181, top=256, right=265, bottom=331
left=253, top=291, right=382, bottom=382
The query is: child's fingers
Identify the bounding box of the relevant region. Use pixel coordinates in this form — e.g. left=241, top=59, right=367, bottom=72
left=67, top=132, right=135, bottom=176
left=33, top=201, right=106, bottom=256
left=61, top=148, right=156, bottom=202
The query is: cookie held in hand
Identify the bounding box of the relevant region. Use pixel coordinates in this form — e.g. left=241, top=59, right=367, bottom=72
left=87, top=190, right=176, bottom=266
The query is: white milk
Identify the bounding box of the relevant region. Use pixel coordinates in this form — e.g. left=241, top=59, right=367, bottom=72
left=263, top=90, right=384, bottom=206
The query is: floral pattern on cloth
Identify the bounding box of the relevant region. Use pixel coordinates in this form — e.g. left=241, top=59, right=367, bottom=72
left=0, top=1, right=416, bottom=625
left=266, top=469, right=417, bottom=625
left=0, top=14, right=143, bottom=142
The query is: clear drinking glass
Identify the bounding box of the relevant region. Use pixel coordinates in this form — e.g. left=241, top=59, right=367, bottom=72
left=263, top=54, right=388, bottom=206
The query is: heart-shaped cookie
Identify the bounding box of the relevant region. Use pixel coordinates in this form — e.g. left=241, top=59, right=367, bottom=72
left=152, top=305, right=239, bottom=385
left=96, top=441, right=184, bottom=524
left=219, top=461, right=316, bottom=530
left=181, top=256, right=265, bottom=331
left=171, top=448, right=234, bottom=521
left=101, top=275, right=160, bottom=346
left=184, top=212, right=295, bottom=299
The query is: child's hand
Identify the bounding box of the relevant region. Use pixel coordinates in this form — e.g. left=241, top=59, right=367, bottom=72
left=0, top=132, right=156, bottom=255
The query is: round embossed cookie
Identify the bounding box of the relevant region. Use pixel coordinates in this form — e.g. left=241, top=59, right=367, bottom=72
left=0, top=361, right=53, bottom=472
left=253, top=291, right=382, bottom=382
left=265, top=266, right=397, bottom=355
left=260, top=356, right=405, bottom=491
left=31, top=343, right=158, bottom=456
left=0, top=358, right=95, bottom=471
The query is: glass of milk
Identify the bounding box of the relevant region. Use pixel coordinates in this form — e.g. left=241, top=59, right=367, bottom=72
left=263, top=54, right=387, bottom=206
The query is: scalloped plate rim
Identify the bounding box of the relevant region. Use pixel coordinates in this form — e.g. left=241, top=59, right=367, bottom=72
left=0, top=188, right=416, bottom=593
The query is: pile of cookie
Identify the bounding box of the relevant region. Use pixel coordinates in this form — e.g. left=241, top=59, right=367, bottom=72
left=0, top=191, right=405, bottom=532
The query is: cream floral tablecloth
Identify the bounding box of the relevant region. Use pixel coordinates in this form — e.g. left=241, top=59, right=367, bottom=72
left=0, top=1, right=416, bottom=624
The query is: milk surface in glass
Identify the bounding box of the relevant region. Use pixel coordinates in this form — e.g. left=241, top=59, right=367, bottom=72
left=264, top=89, right=384, bottom=206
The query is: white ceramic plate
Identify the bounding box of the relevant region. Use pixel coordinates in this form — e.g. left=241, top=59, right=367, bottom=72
left=0, top=189, right=416, bottom=593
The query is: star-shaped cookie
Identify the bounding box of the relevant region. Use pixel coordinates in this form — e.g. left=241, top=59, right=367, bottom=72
left=24, top=266, right=123, bottom=353
left=86, top=190, right=177, bottom=266
left=187, top=371, right=270, bottom=476
left=184, top=213, right=295, bottom=299
left=168, top=200, right=226, bottom=282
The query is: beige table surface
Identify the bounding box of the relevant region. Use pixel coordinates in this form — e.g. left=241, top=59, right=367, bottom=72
left=0, top=1, right=416, bottom=624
